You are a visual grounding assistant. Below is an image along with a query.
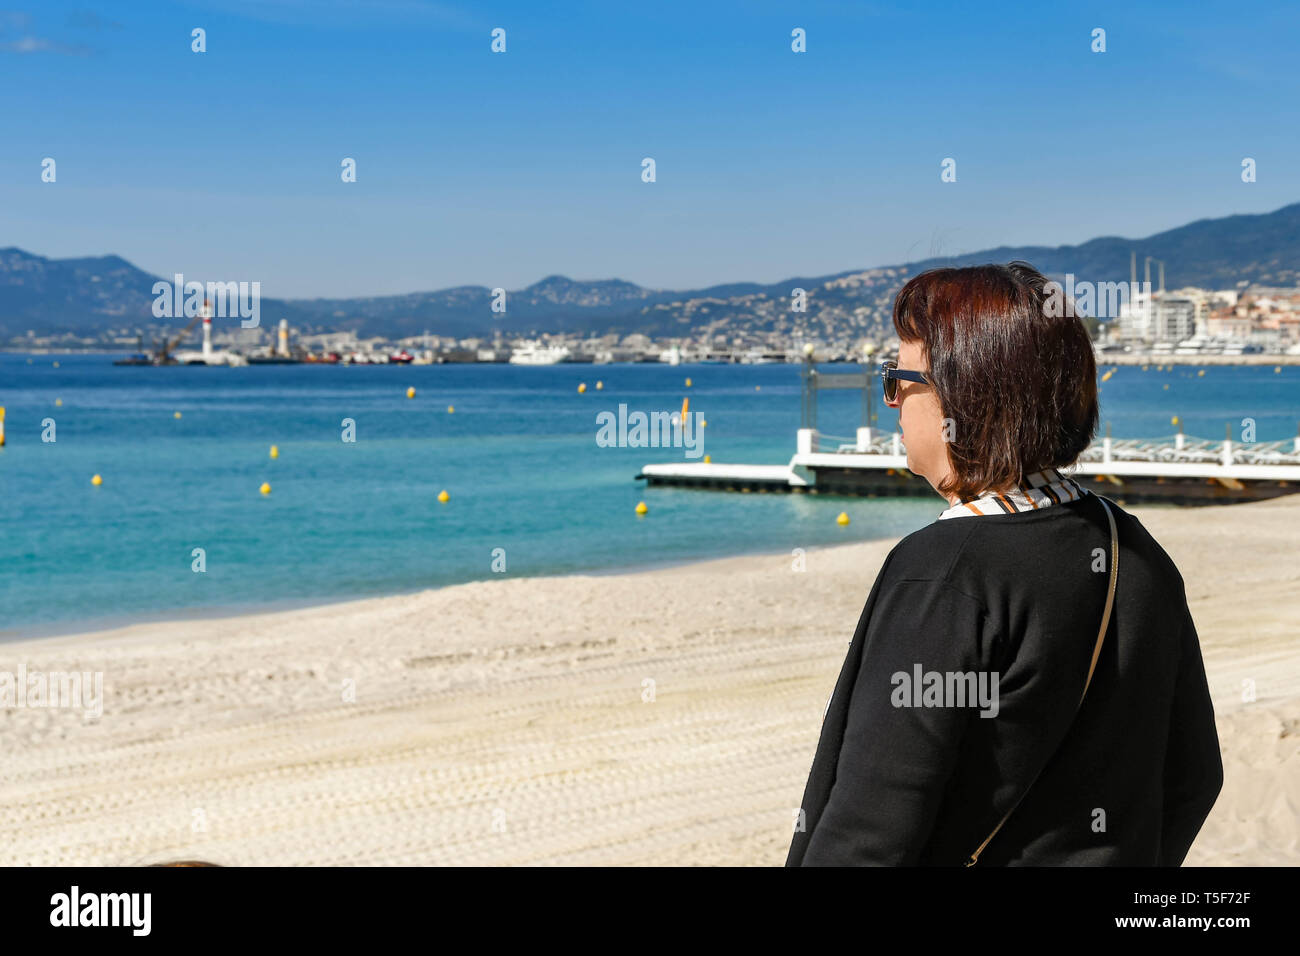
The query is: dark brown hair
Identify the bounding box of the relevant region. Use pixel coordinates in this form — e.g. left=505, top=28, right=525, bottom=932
left=892, top=261, right=1098, bottom=501
left=147, top=860, right=222, bottom=867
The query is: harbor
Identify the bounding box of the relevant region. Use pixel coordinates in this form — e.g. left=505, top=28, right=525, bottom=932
left=43, top=260, right=1300, bottom=370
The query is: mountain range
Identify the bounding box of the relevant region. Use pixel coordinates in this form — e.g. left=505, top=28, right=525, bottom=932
left=4, top=201, right=1299, bottom=343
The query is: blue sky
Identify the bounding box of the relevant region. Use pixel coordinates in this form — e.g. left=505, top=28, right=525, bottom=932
left=1, top=0, right=1298, bottom=298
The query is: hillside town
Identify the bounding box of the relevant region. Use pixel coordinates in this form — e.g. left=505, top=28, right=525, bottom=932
left=8, top=276, right=1300, bottom=365
left=1101, top=283, right=1300, bottom=356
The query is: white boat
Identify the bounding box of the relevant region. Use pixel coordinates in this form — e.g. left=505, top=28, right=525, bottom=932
left=170, top=349, right=248, bottom=366
left=509, top=342, right=571, bottom=365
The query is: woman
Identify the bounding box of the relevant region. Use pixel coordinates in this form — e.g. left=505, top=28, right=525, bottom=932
left=786, top=262, right=1223, bottom=866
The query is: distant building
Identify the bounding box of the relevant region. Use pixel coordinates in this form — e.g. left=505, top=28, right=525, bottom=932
left=1153, top=296, right=1197, bottom=344
left=1119, top=286, right=1255, bottom=347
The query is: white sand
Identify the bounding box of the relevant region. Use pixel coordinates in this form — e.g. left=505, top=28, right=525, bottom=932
left=1, top=494, right=1297, bottom=866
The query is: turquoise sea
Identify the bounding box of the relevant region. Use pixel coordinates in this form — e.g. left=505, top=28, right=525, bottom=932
left=0, top=353, right=1296, bottom=637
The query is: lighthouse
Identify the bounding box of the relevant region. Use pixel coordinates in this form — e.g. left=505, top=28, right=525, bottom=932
left=277, top=319, right=290, bottom=357
left=201, top=299, right=213, bottom=361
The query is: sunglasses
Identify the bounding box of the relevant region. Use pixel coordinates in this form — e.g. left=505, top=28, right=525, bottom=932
left=880, top=360, right=931, bottom=405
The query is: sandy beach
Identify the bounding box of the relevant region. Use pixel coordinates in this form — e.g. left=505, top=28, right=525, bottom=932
left=2, top=493, right=1297, bottom=866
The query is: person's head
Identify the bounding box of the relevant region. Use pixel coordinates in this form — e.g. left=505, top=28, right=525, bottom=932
left=887, top=262, right=1098, bottom=503
left=147, top=860, right=222, bottom=866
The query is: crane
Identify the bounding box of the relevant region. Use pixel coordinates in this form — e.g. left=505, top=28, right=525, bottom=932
left=153, top=312, right=203, bottom=364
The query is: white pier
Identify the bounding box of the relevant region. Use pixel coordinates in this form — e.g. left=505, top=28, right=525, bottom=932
left=639, top=427, right=1300, bottom=503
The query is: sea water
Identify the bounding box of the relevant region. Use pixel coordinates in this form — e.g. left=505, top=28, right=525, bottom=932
left=0, top=354, right=1295, bottom=635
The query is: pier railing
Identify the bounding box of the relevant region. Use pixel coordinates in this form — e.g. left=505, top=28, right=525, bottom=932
left=811, top=428, right=1300, bottom=468
left=813, top=429, right=904, bottom=456
left=1077, top=433, right=1300, bottom=468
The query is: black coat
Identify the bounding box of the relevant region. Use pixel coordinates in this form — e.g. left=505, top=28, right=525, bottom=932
left=786, top=494, right=1223, bottom=866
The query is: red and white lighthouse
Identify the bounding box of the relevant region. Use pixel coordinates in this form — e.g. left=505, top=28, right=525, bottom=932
left=201, top=298, right=214, bottom=361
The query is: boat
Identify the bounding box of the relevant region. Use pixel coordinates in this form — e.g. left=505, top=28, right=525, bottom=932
left=171, top=348, right=249, bottom=367
left=1173, top=333, right=1223, bottom=356
left=508, top=342, right=572, bottom=365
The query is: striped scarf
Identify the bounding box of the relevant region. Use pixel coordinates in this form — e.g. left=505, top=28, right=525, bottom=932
left=937, top=467, right=1090, bottom=520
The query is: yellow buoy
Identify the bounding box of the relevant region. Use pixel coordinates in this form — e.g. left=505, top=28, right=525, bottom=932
left=55, top=398, right=63, bottom=407
left=1171, top=415, right=1180, bottom=426
left=91, top=474, right=103, bottom=486
left=596, top=381, right=603, bottom=390
left=685, top=377, right=692, bottom=387
left=270, top=445, right=279, bottom=459
left=1162, top=384, right=1169, bottom=390
left=1197, top=369, right=1205, bottom=377
left=1141, top=365, right=1148, bottom=371
left=755, top=385, right=761, bottom=391
left=52, top=361, right=59, bottom=368
left=1275, top=366, right=1282, bottom=373
left=174, top=411, right=182, bottom=419
left=836, top=511, right=850, bottom=526
left=406, top=387, right=416, bottom=399
left=447, top=405, right=454, bottom=413
left=578, top=383, right=587, bottom=393
left=635, top=501, right=648, bottom=515
left=1100, top=370, right=1113, bottom=382
left=260, top=482, right=271, bottom=495
left=437, top=489, right=450, bottom=503
left=703, top=454, right=711, bottom=463
left=700, top=419, right=707, bottom=428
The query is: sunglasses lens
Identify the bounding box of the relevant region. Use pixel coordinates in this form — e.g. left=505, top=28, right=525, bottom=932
left=882, top=369, right=896, bottom=403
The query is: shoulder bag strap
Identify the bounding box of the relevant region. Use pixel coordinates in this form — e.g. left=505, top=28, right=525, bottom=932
left=964, top=494, right=1119, bottom=867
